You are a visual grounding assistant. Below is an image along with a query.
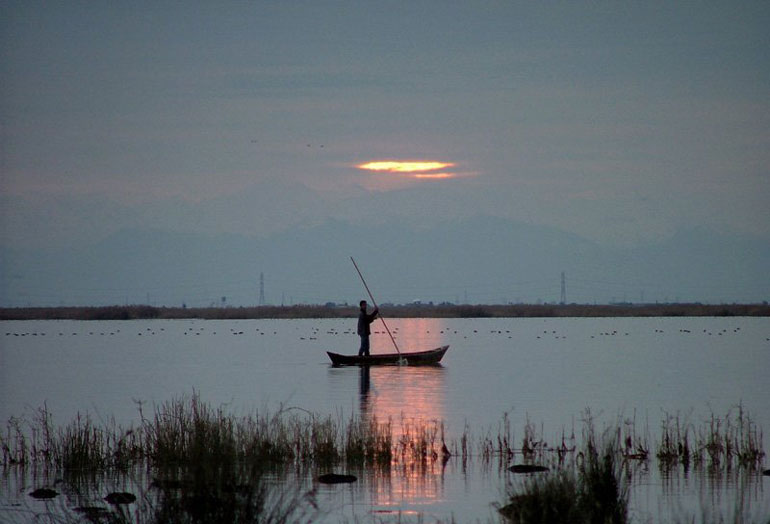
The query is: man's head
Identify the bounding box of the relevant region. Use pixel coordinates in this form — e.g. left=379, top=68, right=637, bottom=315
left=359, top=300, right=367, bottom=310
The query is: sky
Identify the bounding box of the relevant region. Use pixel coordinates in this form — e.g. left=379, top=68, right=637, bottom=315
left=1, top=2, right=769, bottom=252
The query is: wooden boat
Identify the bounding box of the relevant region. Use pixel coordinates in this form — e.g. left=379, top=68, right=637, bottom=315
left=327, top=345, right=449, bottom=366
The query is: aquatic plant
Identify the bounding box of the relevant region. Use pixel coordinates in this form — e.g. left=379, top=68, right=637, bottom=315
left=344, top=414, right=392, bottom=465
left=656, top=405, right=765, bottom=471
left=394, top=417, right=450, bottom=468
left=617, top=411, right=649, bottom=461
left=1, top=395, right=400, bottom=472
left=498, top=424, right=630, bottom=523
left=1, top=416, right=28, bottom=465
left=657, top=411, right=691, bottom=465
left=3, top=400, right=764, bottom=479
left=3, top=400, right=768, bottom=522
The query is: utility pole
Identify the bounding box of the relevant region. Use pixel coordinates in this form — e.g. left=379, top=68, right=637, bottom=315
left=259, top=272, right=265, bottom=305
left=560, top=272, right=566, bottom=305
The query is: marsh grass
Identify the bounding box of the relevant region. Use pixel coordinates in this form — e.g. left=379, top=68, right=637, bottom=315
left=393, top=417, right=452, bottom=470
left=2, top=399, right=766, bottom=523
left=1, top=406, right=143, bottom=472
left=345, top=414, right=392, bottom=465
left=475, top=414, right=577, bottom=467
left=3, top=399, right=764, bottom=478
left=1, top=395, right=409, bottom=473
left=498, top=423, right=630, bottom=524
left=656, top=405, right=765, bottom=471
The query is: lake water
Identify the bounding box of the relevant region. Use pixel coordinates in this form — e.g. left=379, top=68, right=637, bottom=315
left=1, top=317, right=769, bottom=522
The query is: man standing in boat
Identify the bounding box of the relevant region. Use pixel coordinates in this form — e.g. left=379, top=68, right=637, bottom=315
left=357, top=300, right=379, bottom=356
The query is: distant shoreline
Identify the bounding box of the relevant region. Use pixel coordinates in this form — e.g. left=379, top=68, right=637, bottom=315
left=1, top=303, right=768, bottom=320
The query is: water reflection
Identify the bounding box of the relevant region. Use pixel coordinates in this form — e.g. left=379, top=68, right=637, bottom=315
left=345, top=319, right=449, bottom=511
left=372, top=317, right=446, bottom=355
left=359, top=366, right=371, bottom=415
left=364, top=365, right=447, bottom=510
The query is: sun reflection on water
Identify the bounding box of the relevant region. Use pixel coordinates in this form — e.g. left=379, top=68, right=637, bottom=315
left=359, top=318, right=449, bottom=509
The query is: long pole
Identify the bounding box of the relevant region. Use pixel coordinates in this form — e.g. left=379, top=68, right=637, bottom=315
left=350, top=256, right=401, bottom=356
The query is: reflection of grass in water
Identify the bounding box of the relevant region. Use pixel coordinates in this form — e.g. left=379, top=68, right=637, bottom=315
left=2, top=399, right=767, bottom=522
left=146, top=463, right=318, bottom=524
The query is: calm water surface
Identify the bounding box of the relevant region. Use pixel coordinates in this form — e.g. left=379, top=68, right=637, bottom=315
left=2, top=317, right=769, bottom=522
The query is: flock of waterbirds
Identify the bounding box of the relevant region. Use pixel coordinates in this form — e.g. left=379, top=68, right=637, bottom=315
left=5, top=321, right=767, bottom=340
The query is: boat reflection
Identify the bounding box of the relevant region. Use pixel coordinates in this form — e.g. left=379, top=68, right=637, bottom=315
left=356, top=319, right=450, bottom=510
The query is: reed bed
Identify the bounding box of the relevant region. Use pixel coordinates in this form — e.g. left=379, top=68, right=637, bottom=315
left=2, top=395, right=405, bottom=472
left=2, top=398, right=764, bottom=476
left=498, top=423, right=630, bottom=524
left=3, top=401, right=767, bottom=523
left=656, top=405, right=765, bottom=469
left=345, top=414, right=392, bottom=465
left=499, top=420, right=630, bottom=524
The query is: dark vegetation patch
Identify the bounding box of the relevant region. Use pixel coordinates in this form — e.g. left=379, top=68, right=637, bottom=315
left=2, top=303, right=768, bottom=320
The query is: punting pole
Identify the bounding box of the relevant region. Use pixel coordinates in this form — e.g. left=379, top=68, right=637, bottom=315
left=350, top=256, right=404, bottom=360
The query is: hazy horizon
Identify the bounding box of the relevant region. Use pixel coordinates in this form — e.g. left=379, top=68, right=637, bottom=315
left=2, top=217, right=768, bottom=307
left=2, top=3, right=768, bottom=306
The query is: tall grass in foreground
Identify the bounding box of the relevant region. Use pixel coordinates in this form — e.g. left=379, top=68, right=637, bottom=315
left=497, top=424, right=630, bottom=524
left=0, top=395, right=399, bottom=471
left=1, top=398, right=765, bottom=474
left=2, top=400, right=767, bottom=522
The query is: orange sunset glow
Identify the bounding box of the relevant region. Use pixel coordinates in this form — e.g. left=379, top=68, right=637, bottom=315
left=360, top=319, right=449, bottom=509
left=356, top=161, right=454, bottom=173
left=355, top=160, right=457, bottom=180
left=412, top=172, right=453, bottom=179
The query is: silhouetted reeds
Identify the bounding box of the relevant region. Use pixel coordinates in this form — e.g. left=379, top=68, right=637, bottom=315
left=2, top=395, right=405, bottom=473
left=394, top=418, right=450, bottom=467
left=1, top=405, right=142, bottom=471
left=498, top=422, right=630, bottom=523
left=4, top=400, right=767, bottom=522
left=656, top=405, right=765, bottom=470
left=345, top=414, right=392, bottom=465
left=3, top=400, right=764, bottom=479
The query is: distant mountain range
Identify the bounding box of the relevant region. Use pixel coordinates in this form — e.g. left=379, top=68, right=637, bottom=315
left=2, top=216, right=768, bottom=307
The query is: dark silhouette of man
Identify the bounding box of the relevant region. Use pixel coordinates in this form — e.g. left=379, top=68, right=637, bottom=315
left=357, top=300, right=378, bottom=356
